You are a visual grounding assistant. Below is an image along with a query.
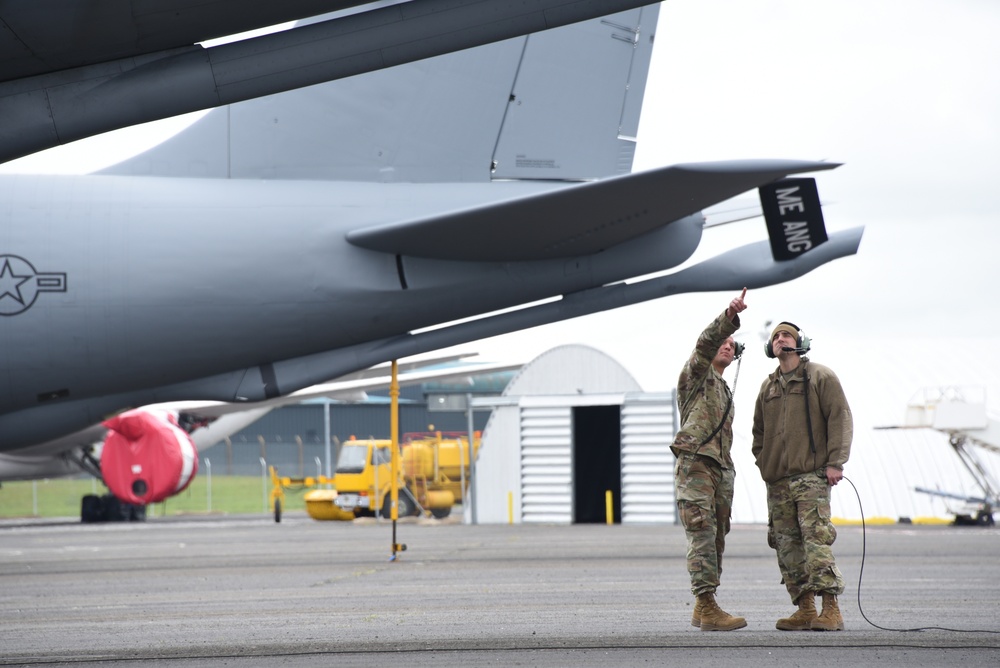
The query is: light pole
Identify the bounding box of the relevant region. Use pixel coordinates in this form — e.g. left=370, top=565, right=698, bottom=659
left=324, top=399, right=332, bottom=479
left=259, top=457, right=267, bottom=514
left=205, top=459, right=212, bottom=512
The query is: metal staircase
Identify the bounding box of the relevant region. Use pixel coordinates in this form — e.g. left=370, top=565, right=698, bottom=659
left=902, top=387, right=999, bottom=525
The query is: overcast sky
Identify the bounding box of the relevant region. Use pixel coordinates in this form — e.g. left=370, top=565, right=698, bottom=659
left=4, top=0, right=999, bottom=517
left=470, top=0, right=1000, bottom=520
left=475, top=0, right=1000, bottom=411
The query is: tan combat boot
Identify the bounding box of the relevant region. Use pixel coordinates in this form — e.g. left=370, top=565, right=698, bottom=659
left=775, top=592, right=817, bottom=631
left=696, top=592, right=747, bottom=631
left=691, top=596, right=703, bottom=628
left=811, top=592, right=844, bottom=631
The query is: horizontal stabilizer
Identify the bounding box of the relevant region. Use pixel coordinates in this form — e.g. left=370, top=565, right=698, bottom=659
left=759, top=178, right=829, bottom=261
left=348, top=160, right=840, bottom=261
left=345, top=227, right=865, bottom=371
left=702, top=199, right=763, bottom=228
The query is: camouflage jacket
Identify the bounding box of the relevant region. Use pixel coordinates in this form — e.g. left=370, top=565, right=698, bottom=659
left=670, top=311, right=739, bottom=468
left=751, top=357, right=853, bottom=484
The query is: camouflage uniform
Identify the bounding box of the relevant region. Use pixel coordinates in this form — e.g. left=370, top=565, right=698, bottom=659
left=766, top=470, right=843, bottom=602
left=671, top=311, right=738, bottom=596
left=752, top=357, right=852, bottom=603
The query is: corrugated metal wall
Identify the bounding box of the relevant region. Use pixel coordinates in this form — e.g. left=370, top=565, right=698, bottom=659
left=520, top=406, right=573, bottom=524
left=517, top=392, right=676, bottom=525
left=620, top=392, right=676, bottom=524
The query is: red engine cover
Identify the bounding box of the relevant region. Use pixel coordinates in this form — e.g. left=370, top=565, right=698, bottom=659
left=101, top=409, right=199, bottom=504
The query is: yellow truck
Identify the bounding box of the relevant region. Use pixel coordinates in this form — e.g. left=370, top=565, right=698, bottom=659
left=330, top=431, right=478, bottom=519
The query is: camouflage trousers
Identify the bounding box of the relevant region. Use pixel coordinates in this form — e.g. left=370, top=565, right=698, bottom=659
left=674, top=452, right=735, bottom=596
left=766, top=470, right=845, bottom=603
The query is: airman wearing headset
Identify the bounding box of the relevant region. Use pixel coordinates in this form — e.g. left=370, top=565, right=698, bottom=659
left=752, top=321, right=853, bottom=632
left=671, top=288, right=748, bottom=632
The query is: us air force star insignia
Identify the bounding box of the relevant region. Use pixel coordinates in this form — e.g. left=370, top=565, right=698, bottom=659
left=0, top=255, right=67, bottom=316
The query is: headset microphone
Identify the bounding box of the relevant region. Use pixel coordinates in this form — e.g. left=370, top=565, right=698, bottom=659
left=765, top=322, right=812, bottom=358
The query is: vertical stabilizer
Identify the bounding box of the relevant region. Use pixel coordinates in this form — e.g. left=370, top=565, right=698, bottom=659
left=491, top=5, right=658, bottom=180
left=759, top=178, right=829, bottom=261
left=99, top=4, right=660, bottom=183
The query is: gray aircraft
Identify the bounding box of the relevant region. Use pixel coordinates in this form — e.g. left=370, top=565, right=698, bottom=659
left=0, top=0, right=665, bottom=163
left=0, top=353, right=518, bottom=478
left=0, top=3, right=863, bottom=515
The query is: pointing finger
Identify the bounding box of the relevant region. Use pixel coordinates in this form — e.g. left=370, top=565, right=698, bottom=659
left=740, top=287, right=747, bottom=300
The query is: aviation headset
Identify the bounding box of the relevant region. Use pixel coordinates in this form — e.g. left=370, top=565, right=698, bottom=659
left=764, top=321, right=811, bottom=358
left=733, top=340, right=745, bottom=360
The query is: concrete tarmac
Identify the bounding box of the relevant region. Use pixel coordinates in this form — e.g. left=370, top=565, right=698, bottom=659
left=1, top=513, right=998, bottom=667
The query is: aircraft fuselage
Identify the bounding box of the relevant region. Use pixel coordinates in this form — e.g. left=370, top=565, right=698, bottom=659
left=0, top=173, right=702, bottom=450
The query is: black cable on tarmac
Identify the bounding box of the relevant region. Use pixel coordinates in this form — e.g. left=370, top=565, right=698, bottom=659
left=842, top=475, right=1000, bottom=634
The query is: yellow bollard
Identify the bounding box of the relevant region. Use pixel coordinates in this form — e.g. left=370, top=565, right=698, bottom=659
left=507, top=491, right=513, bottom=524
left=605, top=490, right=613, bottom=525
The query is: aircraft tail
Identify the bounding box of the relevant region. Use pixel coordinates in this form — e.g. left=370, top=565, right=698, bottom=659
left=759, top=177, right=830, bottom=261
left=99, top=4, right=660, bottom=183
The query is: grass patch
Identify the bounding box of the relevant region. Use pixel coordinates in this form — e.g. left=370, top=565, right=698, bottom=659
left=0, top=476, right=314, bottom=519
